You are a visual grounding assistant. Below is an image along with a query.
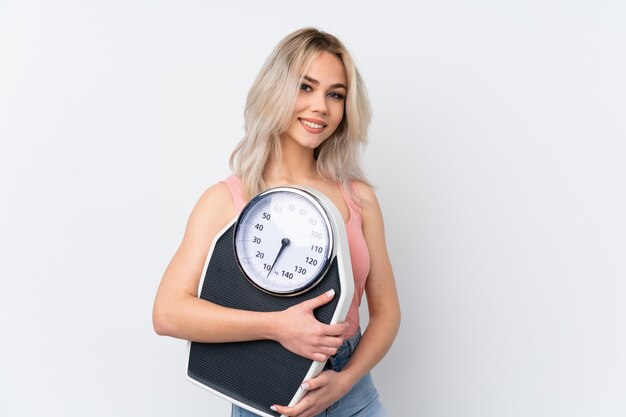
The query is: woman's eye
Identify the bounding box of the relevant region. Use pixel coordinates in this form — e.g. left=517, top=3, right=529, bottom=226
left=300, top=83, right=312, bottom=92
left=328, top=92, right=345, bottom=100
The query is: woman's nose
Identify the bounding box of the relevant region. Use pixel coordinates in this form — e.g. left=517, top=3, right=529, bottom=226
left=309, top=92, right=328, bottom=114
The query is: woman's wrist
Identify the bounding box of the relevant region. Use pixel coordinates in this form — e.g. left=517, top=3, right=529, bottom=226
left=260, top=310, right=282, bottom=341
left=336, top=366, right=361, bottom=392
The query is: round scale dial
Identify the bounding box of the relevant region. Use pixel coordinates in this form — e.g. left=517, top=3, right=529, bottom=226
left=234, top=187, right=334, bottom=296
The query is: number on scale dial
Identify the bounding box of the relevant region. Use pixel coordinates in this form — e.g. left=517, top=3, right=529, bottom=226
left=234, top=187, right=334, bottom=295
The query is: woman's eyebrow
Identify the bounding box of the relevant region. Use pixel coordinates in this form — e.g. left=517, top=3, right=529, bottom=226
left=303, top=75, right=347, bottom=90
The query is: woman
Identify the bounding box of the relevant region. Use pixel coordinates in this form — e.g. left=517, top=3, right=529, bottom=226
left=153, top=28, right=401, bottom=417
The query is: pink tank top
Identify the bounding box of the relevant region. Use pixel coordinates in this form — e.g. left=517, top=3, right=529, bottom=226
left=221, top=175, right=370, bottom=338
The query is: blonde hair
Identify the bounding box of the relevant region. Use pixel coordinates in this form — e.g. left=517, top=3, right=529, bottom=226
left=229, top=27, right=372, bottom=199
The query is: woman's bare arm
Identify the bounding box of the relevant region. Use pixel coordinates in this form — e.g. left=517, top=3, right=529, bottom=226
left=339, top=182, right=401, bottom=382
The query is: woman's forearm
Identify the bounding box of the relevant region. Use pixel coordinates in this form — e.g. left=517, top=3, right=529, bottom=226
left=153, top=292, right=276, bottom=343
left=338, top=307, right=401, bottom=388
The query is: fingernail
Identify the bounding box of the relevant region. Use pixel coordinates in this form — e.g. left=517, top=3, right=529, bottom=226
left=345, top=322, right=349, bottom=329
left=270, top=406, right=277, bottom=411
left=326, top=289, right=335, bottom=298
left=301, top=382, right=310, bottom=391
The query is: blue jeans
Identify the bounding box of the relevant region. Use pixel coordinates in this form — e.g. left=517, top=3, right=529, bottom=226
left=231, top=330, right=388, bottom=417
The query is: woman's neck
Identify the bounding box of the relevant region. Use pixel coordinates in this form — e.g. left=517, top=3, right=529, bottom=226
left=264, top=137, right=321, bottom=186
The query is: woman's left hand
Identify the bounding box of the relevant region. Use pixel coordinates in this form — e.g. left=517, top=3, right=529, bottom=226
left=271, top=370, right=351, bottom=417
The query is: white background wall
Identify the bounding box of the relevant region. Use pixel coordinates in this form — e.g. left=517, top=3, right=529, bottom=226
left=1, top=1, right=625, bottom=416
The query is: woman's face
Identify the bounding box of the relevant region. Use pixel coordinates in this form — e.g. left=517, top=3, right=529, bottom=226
left=281, top=51, right=347, bottom=150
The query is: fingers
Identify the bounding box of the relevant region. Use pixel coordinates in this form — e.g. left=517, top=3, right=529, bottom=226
left=325, top=321, right=349, bottom=336
left=311, top=352, right=330, bottom=362
left=320, top=334, right=343, bottom=349
left=301, top=372, right=326, bottom=392
left=297, top=290, right=348, bottom=338
left=283, top=290, right=350, bottom=363
left=302, top=289, right=336, bottom=310
left=310, top=325, right=346, bottom=361
left=318, top=345, right=339, bottom=357
left=272, top=373, right=332, bottom=416
left=271, top=396, right=312, bottom=417
left=305, top=331, right=343, bottom=361
left=270, top=404, right=292, bottom=416
left=305, top=342, right=340, bottom=362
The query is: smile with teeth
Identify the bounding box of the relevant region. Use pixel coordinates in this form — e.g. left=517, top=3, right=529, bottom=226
left=300, top=119, right=326, bottom=129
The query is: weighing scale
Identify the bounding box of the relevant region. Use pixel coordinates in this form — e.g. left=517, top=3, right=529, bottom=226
left=187, top=186, right=354, bottom=417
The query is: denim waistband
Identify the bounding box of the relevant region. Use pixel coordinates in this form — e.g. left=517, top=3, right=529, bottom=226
left=343, top=328, right=362, bottom=353
left=327, top=327, right=361, bottom=372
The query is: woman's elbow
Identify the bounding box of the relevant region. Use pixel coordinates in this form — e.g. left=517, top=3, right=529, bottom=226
left=393, top=305, right=402, bottom=335
left=152, top=302, right=174, bottom=336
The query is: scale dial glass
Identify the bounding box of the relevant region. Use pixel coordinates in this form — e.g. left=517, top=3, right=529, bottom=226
left=234, top=187, right=334, bottom=296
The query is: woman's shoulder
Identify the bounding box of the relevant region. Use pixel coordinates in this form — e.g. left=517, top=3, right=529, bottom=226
left=350, top=181, right=383, bottom=224
left=197, top=181, right=233, bottom=204
left=188, top=180, right=236, bottom=230
left=196, top=174, right=243, bottom=209
left=221, top=174, right=242, bottom=189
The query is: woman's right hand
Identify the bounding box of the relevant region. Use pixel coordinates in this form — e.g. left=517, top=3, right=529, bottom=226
left=271, top=289, right=348, bottom=362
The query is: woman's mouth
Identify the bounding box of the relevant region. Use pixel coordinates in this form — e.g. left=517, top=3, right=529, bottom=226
left=299, top=118, right=326, bottom=133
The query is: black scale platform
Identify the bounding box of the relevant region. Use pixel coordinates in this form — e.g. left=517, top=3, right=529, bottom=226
left=187, top=223, right=341, bottom=416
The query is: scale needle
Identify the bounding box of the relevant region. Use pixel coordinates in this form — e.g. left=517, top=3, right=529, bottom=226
left=267, top=237, right=290, bottom=278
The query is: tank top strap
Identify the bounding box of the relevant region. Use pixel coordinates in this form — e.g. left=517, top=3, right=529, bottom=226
left=340, top=181, right=363, bottom=222
left=221, top=175, right=246, bottom=213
